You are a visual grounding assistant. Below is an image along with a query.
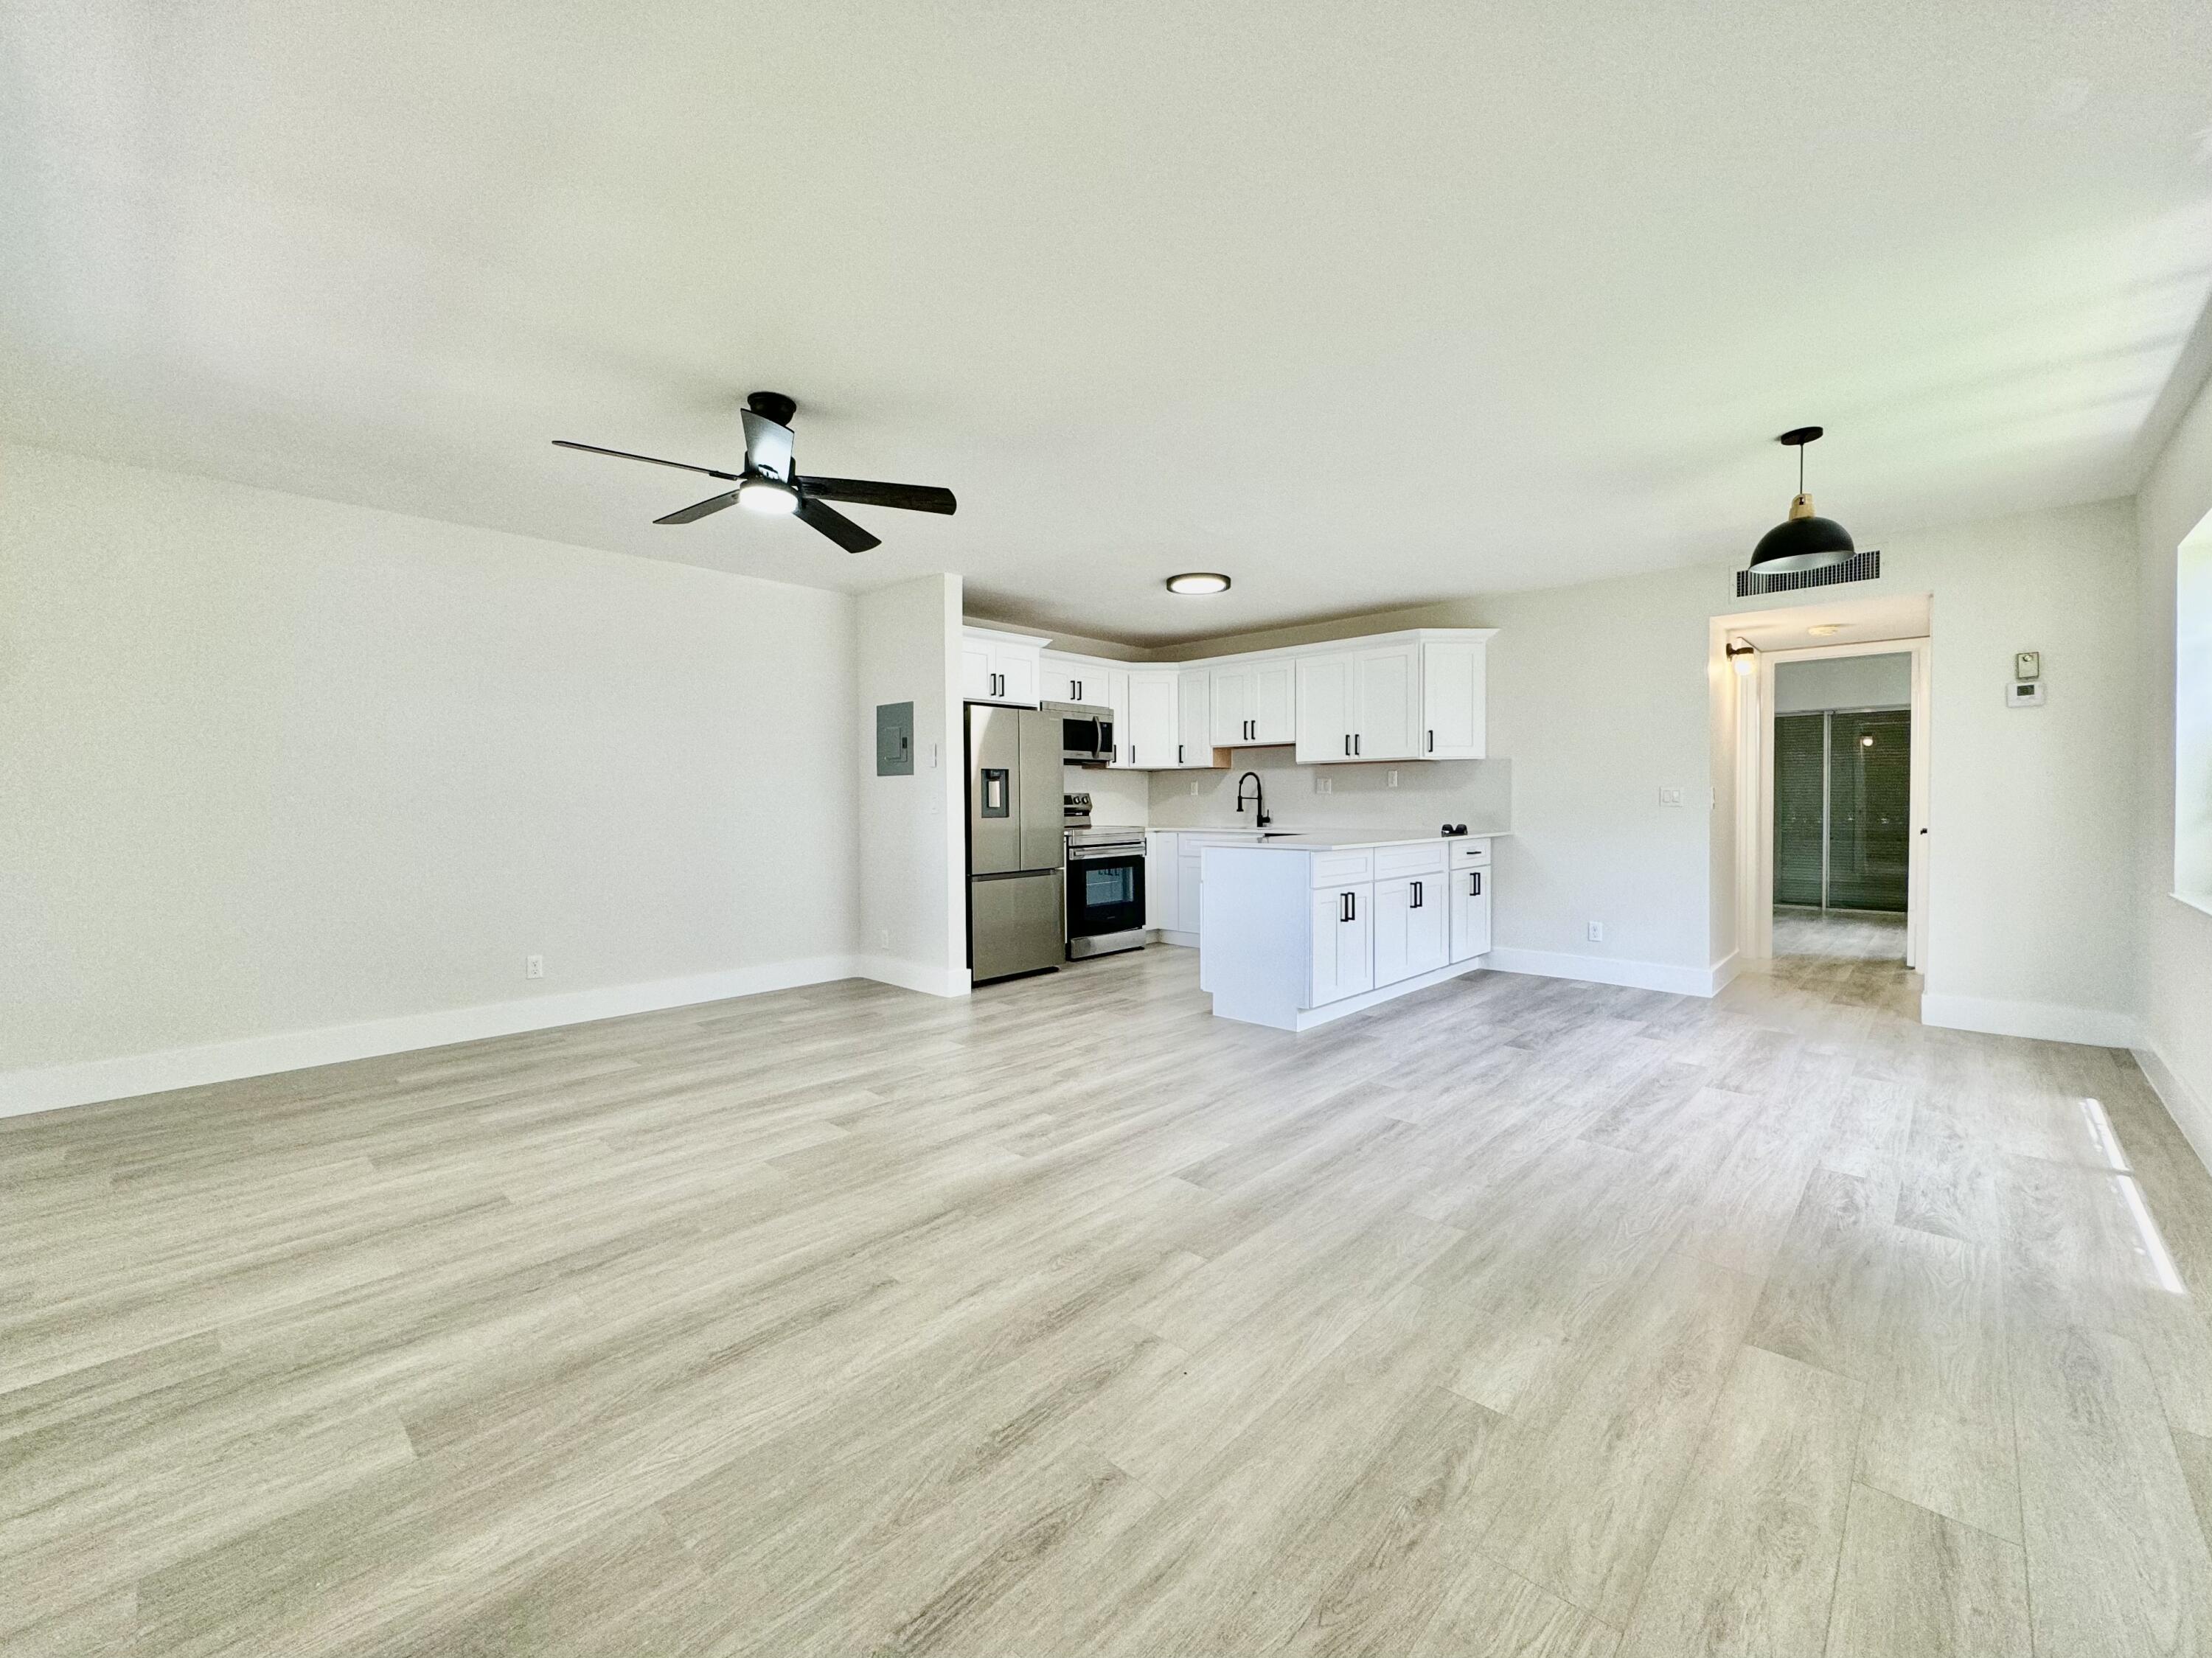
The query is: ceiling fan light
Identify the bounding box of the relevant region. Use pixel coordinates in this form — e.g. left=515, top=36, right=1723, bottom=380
left=1166, top=571, right=1231, bottom=595
left=737, top=477, right=799, bottom=515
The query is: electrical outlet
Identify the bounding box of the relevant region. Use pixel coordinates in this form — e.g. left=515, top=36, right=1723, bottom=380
left=526, top=955, right=544, bottom=979
left=1659, top=786, right=1684, bottom=807
left=1388, top=770, right=1399, bottom=788
left=877, top=926, right=890, bottom=949
left=1586, top=922, right=1605, bottom=943
left=1189, top=779, right=1200, bottom=795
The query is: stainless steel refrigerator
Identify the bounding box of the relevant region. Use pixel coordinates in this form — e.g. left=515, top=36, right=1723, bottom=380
left=966, top=703, right=1064, bottom=983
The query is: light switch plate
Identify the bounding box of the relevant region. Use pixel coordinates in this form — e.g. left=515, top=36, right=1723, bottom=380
left=1659, top=787, right=1684, bottom=807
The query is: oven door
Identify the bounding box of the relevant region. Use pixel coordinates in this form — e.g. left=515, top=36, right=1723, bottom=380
left=1067, top=851, right=1146, bottom=941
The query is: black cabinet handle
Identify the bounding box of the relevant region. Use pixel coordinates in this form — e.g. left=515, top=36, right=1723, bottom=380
left=1340, top=891, right=1352, bottom=923
left=1354, top=734, right=1362, bottom=756
left=1178, top=742, right=1183, bottom=764
left=1470, top=872, right=1482, bottom=896
left=1427, top=728, right=1434, bottom=753
left=1343, top=734, right=1350, bottom=756
left=1411, top=880, right=1422, bottom=908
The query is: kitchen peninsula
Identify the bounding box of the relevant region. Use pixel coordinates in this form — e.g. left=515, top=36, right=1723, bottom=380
left=1200, top=832, right=1498, bottom=1029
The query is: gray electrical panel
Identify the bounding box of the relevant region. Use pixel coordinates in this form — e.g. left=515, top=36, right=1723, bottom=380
left=875, top=701, right=914, bottom=776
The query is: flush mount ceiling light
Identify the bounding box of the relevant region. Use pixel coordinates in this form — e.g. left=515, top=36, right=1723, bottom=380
left=1807, top=623, right=1844, bottom=636
left=1747, top=427, right=1857, bottom=575
left=1725, top=637, right=1757, bottom=677
left=1166, top=572, right=1231, bottom=595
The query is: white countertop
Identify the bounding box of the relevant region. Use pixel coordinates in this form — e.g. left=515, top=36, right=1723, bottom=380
left=1164, top=828, right=1506, bottom=851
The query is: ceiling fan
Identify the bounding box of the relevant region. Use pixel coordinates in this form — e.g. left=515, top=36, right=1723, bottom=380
left=554, top=391, right=955, bottom=554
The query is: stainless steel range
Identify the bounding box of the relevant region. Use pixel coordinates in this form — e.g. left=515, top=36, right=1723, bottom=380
left=1062, top=793, right=1147, bottom=960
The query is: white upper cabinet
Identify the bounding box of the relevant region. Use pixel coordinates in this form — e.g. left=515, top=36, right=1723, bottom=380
left=1038, top=652, right=1106, bottom=706
left=1293, top=630, right=1492, bottom=763
left=1354, top=644, right=1420, bottom=760
left=1294, top=654, right=1351, bottom=762
left=1209, top=666, right=1253, bottom=748
left=1175, top=666, right=1214, bottom=767
left=963, top=627, right=1048, bottom=704
left=1124, top=670, right=1178, bottom=770
left=1420, top=638, right=1488, bottom=759
left=1209, top=661, right=1294, bottom=748
left=1253, top=661, right=1295, bottom=743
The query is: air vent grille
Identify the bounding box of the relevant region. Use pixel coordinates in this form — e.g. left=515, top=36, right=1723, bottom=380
left=1737, top=548, right=1881, bottom=598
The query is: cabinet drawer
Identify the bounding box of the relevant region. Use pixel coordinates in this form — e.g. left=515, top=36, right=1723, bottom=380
left=1310, top=849, right=1374, bottom=889
left=1374, top=841, right=1447, bottom=879
left=1450, top=838, right=1492, bottom=866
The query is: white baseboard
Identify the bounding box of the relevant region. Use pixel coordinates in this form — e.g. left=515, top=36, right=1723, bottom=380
left=1919, top=992, right=2140, bottom=1049
left=855, top=955, right=971, bottom=998
left=1158, top=929, right=1200, bottom=950
left=1707, top=952, right=1743, bottom=996
left=1, top=954, right=886, bottom=1120
left=2135, top=1042, right=2212, bottom=1177
left=1484, top=947, right=1725, bottom=999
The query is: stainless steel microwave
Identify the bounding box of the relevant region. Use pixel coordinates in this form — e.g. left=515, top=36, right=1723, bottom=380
left=1040, top=701, right=1115, bottom=766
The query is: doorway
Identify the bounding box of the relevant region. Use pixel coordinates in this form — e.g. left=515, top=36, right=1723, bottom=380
left=1728, top=610, right=1932, bottom=979
left=1772, top=655, right=1913, bottom=963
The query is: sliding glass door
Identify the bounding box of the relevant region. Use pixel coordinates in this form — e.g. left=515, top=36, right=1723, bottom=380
left=1773, top=708, right=1910, bottom=912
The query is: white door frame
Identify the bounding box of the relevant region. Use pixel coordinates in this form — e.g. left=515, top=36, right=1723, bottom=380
left=1742, top=635, right=1931, bottom=971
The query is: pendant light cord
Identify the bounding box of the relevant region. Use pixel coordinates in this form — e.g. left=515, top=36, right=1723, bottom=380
left=1798, top=445, right=1806, bottom=497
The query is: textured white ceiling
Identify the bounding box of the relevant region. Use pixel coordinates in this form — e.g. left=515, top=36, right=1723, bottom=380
left=4, top=0, right=2210, bottom=642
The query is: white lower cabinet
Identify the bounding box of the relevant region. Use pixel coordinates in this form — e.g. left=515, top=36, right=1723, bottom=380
left=1146, top=833, right=1177, bottom=931
left=1309, top=882, right=1374, bottom=1006
left=1374, top=873, right=1449, bottom=986
left=1200, top=836, right=1496, bottom=1031
left=1450, top=863, right=1492, bottom=961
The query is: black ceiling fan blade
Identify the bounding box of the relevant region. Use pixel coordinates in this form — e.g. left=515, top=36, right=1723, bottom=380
left=795, top=496, right=882, bottom=554
left=797, top=476, right=957, bottom=515
left=553, top=440, right=739, bottom=481
left=655, top=490, right=745, bottom=524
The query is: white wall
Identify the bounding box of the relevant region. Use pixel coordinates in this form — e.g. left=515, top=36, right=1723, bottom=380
left=858, top=575, right=969, bottom=997
left=2134, top=363, right=2212, bottom=1159
left=1072, top=766, right=1151, bottom=826
left=0, top=442, right=863, bottom=1113
left=1774, top=652, right=1913, bottom=712
left=1130, top=498, right=2143, bottom=1017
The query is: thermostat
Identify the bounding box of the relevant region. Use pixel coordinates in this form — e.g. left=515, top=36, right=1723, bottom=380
left=2008, top=680, right=2045, bottom=708
left=2014, top=650, right=2041, bottom=680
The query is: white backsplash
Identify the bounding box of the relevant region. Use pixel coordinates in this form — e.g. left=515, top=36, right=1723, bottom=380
left=1147, top=751, right=1511, bottom=836
left=1065, top=765, right=1151, bottom=826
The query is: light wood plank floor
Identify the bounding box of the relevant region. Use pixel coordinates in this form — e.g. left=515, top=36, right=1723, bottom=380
left=5, top=945, right=2208, bottom=1655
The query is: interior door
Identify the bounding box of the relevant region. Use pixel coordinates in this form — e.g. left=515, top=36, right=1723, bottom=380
left=1295, top=654, right=1352, bottom=762
left=1356, top=646, right=1419, bottom=759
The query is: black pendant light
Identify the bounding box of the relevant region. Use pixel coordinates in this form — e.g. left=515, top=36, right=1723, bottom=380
left=1748, top=426, right=1857, bottom=574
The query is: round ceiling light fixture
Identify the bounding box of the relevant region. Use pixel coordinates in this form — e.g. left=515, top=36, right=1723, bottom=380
left=1747, top=427, right=1857, bottom=574
left=737, top=476, right=799, bottom=515
left=1165, top=571, right=1231, bottom=595
left=1807, top=623, right=1844, bottom=636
